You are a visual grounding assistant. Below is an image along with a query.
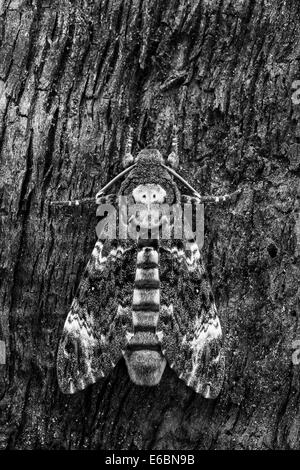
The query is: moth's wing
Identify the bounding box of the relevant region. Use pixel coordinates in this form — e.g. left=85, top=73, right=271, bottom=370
left=57, top=240, right=135, bottom=394
left=159, top=241, right=225, bottom=399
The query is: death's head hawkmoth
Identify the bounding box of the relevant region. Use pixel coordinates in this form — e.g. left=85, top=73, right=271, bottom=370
left=56, top=128, right=238, bottom=398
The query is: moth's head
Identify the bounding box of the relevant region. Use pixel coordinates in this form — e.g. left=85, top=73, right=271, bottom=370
left=122, top=128, right=179, bottom=170
left=119, top=128, right=181, bottom=204
left=134, top=148, right=164, bottom=165
left=95, top=127, right=198, bottom=204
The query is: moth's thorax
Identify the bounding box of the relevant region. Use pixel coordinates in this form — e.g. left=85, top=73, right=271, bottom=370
left=119, top=149, right=181, bottom=205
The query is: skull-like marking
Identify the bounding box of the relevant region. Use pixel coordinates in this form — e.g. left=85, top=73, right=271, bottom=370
left=132, top=184, right=167, bottom=205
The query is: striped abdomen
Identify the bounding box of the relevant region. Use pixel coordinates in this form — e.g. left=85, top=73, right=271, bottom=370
left=124, top=242, right=166, bottom=386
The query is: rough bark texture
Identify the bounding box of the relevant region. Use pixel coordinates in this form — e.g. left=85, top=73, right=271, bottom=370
left=0, top=0, right=300, bottom=450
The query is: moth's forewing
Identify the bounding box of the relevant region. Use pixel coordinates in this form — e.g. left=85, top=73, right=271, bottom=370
left=159, top=239, right=225, bottom=399
left=57, top=239, right=136, bottom=394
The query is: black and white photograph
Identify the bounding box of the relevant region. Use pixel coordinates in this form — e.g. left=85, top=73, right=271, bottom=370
left=0, top=0, right=299, bottom=454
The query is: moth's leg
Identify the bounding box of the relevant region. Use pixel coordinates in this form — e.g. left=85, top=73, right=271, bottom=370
left=181, top=188, right=241, bottom=205
left=181, top=195, right=201, bottom=204
left=50, top=193, right=118, bottom=207
left=200, top=188, right=241, bottom=203
left=96, top=194, right=118, bottom=205
left=50, top=197, right=94, bottom=207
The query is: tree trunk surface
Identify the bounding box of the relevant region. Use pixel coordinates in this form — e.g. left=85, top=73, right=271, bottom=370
left=0, top=0, right=300, bottom=450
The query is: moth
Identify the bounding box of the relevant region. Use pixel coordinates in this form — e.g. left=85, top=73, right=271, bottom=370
left=54, top=128, right=239, bottom=398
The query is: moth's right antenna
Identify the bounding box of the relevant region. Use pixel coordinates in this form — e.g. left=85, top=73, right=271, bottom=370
left=161, top=163, right=201, bottom=199
left=123, top=126, right=134, bottom=168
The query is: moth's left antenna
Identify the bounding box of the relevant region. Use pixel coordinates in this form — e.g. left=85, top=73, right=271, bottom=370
left=96, top=128, right=136, bottom=201
left=50, top=127, right=136, bottom=207
left=161, top=163, right=201, bottom=199
left=95, top=163, right=136, bottom=201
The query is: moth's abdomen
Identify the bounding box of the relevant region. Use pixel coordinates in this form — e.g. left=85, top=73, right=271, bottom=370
left=124, top=244, right=166, bottom=386
left=132, top=246, right=160, bottom=328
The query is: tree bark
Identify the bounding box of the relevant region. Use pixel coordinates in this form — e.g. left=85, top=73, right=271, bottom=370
left=0, top=0, right=300, bottom=450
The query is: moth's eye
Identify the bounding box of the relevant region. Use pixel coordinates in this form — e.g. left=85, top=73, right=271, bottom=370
left=195, top=288, right=200, bottom=294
